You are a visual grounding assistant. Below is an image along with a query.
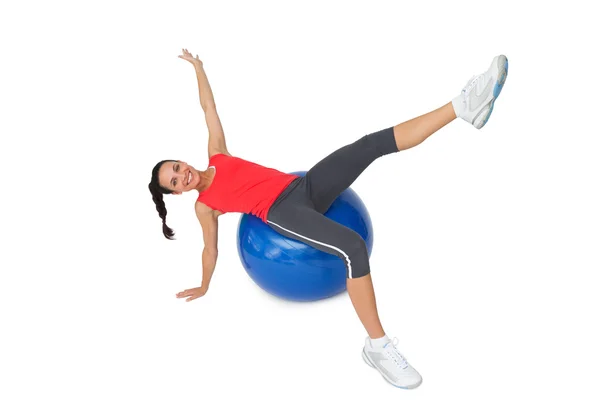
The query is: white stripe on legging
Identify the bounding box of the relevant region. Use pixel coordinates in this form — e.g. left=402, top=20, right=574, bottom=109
left=267, top=219, right=354, bottom=279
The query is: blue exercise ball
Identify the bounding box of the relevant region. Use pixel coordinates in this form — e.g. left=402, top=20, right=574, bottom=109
left=237, top=171, right=374, bottom=302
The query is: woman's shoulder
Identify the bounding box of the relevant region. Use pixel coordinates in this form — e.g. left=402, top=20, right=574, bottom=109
left=195, top=200, right=226, bottom=217
left=208, top=150, right=232, bottom=160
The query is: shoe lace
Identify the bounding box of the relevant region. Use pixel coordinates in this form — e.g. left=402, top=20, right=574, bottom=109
left=384, top=337, right=409, bottom=369
left=462, top=74, right=483, bottom=95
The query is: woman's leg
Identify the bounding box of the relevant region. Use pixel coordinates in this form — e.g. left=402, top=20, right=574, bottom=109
left=305, top=103, right=457, bottom=213
left=267, top=198, right=422, bottom=387
left=267, top=195, right=386, bottom=338
left=305, top=54, right=510, bottom=213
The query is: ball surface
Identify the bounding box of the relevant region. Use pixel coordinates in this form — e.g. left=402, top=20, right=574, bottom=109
left=236, top=172, right=373, bottom=301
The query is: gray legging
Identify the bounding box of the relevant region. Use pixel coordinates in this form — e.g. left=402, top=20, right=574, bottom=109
left=266, top=126, right=399, bottom=279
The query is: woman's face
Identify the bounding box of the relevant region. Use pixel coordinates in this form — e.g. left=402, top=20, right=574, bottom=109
left=158, top=161, right=199, bottom=194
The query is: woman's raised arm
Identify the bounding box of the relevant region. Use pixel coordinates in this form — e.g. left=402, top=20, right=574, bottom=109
left=179, top=49, right=230, bottom=158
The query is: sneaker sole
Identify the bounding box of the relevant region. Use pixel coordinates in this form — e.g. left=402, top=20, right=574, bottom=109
left=361, top=348, right=422, bottom=389
left=478, top=55, right=509, bottom=129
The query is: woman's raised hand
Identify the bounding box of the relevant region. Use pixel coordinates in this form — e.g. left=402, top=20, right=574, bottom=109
left=178, top=48, right=203, bottom=68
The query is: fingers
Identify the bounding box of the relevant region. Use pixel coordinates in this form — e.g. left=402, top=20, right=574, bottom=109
left=181, top=294, right=198, bottom=302
left=177, top=293, right=194, bottom=301
left=176, top=288, right=204, bottom=301
left=178, top=49, right=203, bottom=67
left=178, top=49, right=198, bottom=59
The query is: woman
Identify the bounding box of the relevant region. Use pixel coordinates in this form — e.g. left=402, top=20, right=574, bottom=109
left=148, top=49, right=508, bottom=389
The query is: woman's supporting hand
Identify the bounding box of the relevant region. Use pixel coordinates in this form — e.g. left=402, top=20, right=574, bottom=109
left=178, top=48, right=203, bottom=68
left=176, top=286, right=208, bottom=302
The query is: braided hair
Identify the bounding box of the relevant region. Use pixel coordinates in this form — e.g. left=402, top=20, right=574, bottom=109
left=149, top=160, right=177, bottom=239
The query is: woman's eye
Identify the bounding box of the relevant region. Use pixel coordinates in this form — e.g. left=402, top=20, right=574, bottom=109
left=174, top=179, right=177, bottom=186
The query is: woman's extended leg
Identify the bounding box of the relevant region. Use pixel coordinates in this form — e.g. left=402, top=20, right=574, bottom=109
left=305, top=103, right=456, bottom=214
left=306, top=54, right=510, bottom=215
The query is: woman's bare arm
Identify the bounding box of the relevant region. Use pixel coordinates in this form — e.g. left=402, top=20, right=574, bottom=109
left=178, top=49, right=230, bottom=158
left=175, top=202, right=220, bottom=302
left=196, top=202, right=219, bottom=288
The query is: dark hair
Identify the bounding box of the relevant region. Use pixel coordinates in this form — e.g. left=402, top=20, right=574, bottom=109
left=149, top=160, right=177, bottom=239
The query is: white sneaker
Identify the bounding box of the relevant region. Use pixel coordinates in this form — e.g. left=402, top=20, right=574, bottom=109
left=362, top=336, right=422, bottom=389
left=454, top=54, right=509, bottom=129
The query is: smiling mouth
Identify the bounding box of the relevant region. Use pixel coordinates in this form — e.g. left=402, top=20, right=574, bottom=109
left=187, top=171, right=193, bottom=185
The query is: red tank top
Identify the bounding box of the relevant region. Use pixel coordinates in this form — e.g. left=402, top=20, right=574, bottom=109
left=196, top=153, right=298, bottom=222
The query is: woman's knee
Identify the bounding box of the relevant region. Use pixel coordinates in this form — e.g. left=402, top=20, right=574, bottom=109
left=343, top=235, right=371, bottom=279
left=365, top=126, right=399, bottom=156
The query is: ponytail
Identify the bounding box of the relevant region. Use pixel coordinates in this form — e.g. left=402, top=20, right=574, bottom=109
left=149, top=160, right=177, bottom=239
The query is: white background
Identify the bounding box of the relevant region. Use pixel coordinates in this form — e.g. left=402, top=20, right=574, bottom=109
left=1, top=0, right=599, bottom=399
